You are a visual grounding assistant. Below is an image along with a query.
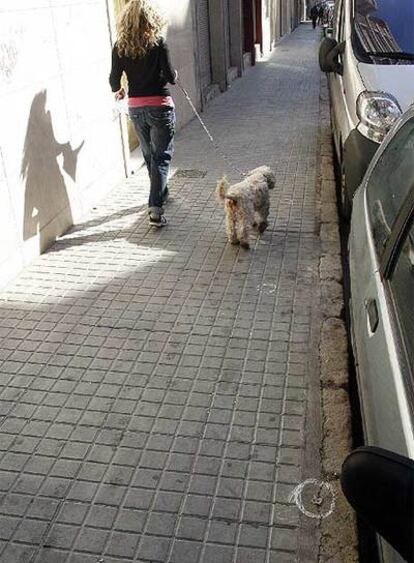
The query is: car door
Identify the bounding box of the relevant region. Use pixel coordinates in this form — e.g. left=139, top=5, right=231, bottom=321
left=349, top=113, right=414, bottom=460
left=329, top=0, right=350, bottom=157
left=329, top=0, right=345, bottom=153
left=378, top=198, right=414, bottom=563
left=350, top=114, right=414, bottom=563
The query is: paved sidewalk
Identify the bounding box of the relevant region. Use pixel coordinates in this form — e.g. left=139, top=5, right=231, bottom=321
left=0, top=25, right=323, bottom=563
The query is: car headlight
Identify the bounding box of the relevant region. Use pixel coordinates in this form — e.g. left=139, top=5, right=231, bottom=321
left=356, top=91, right=402, bottom=143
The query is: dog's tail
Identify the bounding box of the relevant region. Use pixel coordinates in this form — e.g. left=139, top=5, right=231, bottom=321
left=216, top=176, right=230, bottom=201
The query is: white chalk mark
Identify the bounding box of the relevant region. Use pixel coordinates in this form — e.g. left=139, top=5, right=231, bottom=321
left=288, top=479, right=336, bottom=519
left=257, top=283, right=277, bottom=295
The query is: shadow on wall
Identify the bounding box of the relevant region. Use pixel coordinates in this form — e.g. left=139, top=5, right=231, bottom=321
left=21, top=89, right=84, bottom=253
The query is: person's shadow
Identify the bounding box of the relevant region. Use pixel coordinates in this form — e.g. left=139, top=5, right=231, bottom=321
left=21, top=89, right=84, bottom=252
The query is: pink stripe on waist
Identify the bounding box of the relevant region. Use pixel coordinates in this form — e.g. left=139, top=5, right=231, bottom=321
left=128, top=96, right=175, bottom=108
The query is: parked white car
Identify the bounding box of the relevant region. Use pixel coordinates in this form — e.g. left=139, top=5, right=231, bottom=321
left=319, top=0, right=414, bottom=218
left=349, top=106, right=414, bottom=562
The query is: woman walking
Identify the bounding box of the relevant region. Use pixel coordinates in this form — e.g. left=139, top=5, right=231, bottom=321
left=110, top=0, right=177, bottom=227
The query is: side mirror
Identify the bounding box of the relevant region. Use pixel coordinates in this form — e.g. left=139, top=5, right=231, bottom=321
left=341, top=447, right=414, bottom=563
left=319, top=37, right=345, bottom=75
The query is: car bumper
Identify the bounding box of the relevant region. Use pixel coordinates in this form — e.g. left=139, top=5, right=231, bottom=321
left=343, top=129, right=379, bottom=201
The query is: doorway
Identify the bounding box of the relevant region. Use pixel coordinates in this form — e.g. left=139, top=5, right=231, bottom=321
left=242, top=0, right=256, bottom=63
left=255, top=0, right=263, bottom=55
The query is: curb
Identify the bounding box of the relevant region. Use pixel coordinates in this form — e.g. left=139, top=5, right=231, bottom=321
left=317, top=76, right=359, bottom=562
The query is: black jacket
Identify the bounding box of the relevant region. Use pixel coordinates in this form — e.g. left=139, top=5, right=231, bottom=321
left=310, top=5, right=319, bottom=19
left=109, top=38, right=176, bottom=97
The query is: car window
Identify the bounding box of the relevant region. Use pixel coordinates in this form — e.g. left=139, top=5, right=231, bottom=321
left=334, top=0, right=344, bottom=40
left=354, top=0, right=414, bottom=58
left=339, top=0, right=346, bottom=43
left=367, top=118, right=414, bottom=256
left=388, top=215, right=414, bottom=372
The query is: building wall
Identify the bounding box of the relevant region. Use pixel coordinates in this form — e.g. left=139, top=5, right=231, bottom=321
left=261, top=0, right=301, bottom=52
left=161, top=0, right=199, bottom=129
left=0, top=0, right=127, bottom=288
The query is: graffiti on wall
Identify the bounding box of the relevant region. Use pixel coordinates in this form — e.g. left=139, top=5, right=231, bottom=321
left=0, top=26, right=23, bottom=84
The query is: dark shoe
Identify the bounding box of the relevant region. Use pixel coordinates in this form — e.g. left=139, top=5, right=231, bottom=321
left=149, top=212, right=168, bottom=227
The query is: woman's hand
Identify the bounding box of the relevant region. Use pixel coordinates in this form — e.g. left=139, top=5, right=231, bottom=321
left=115, top=87, right=126, bottom=101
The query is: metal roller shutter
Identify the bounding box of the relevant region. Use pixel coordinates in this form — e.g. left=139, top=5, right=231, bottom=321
left=197, top=0, right=212, bottom=92
left=225, top=0, right=231, bottom=65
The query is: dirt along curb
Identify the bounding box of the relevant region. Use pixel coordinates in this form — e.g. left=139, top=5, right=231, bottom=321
left=316, top=76, right=359, bottom=562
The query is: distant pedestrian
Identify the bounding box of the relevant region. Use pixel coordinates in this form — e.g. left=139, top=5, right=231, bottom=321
left=310, top=4, right=319, bottom=28
left=318, top=3, right=325, bottom=25
left=109, top=0, right=177, bottom=228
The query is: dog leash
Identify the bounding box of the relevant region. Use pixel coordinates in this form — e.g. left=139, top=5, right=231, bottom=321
left=176, top=79, right=246, bottom=178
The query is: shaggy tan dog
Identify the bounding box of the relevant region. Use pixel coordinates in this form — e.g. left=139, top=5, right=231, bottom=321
left=216, top=165, right=275, bottom=249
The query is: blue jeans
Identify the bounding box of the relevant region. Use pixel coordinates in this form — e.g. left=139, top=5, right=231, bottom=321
left=129, top=106, right=175, bottom=213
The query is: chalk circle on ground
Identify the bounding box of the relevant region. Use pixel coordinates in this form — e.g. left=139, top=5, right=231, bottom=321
left=289, top=478, right=336, bottom=519
left=257, top=283, right=277, bottom=295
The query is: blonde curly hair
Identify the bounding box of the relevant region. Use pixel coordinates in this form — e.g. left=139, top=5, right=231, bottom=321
left=116, top=0, right=165, bottom=59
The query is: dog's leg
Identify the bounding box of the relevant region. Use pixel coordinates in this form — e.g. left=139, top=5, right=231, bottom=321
left=257, top=198, right=269, bottom=234
left=226, top=204, right=239, bottom=245
left=258, top=220, right=268, bottom=234
left=238, top=209, right=250, bottom=249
